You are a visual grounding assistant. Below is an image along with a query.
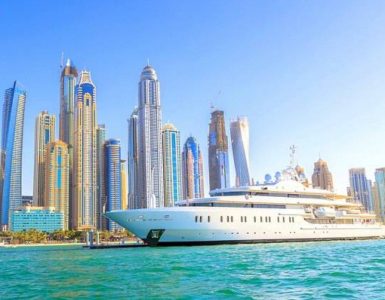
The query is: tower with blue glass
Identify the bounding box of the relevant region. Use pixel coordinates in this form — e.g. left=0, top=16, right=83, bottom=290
left=182, top=136, right=205, bottom=199
left=162, top=123, right=182, bottom=206
left=349, top=168, right=373, bottom=212
left=0, top=81, right=26, bottom=230
left=104, top=139, right=121, bottom=231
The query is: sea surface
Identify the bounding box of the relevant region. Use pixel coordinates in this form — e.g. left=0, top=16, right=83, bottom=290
left=1, top=240, right=385, bottom=299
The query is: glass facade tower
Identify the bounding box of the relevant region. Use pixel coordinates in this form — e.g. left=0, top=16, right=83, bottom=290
left=182, top=136, right=204, bottom=199
left=0, top=82, right=26, bottom=229
left=162, top=123, right=182, bottom=206
left=104, top=139, right=121, bottom=231
left=128, top=108, right=139, bottom=209
left=349, top=168, right=373, bottom=212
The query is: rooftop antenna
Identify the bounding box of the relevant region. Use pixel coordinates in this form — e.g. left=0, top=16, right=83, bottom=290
left=60, top=51, right=64, bottom=69
left=147, top=58, right=150, bottom=66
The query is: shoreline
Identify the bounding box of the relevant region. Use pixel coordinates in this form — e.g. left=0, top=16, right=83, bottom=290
left=0, top=242, right=85, bottom=248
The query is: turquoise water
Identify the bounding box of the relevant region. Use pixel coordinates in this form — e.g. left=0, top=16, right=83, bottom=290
left=1, top=240, right=385, bottom=299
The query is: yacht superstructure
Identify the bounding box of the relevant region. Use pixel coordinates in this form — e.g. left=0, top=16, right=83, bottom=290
left=106, top=176, right=385, bottom=246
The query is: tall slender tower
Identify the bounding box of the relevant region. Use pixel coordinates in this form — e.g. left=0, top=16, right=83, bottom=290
left=60, top=58, right=77, bottom=229
left=45, top=140, right=69, bottom=230
left=349, top=168, right=373, bottom=212
left=104, top=139, right=121, bottom=231
left=208, top=110, right=230, bottom=191
left=311, top=159, right=334, bottom=191
left=121, top=160, right=127, bottom=210
left=33, top=111, right=56, bottom=205
left=128, top=108, right=139, bottom=209
left=182, top=136, right=205, bottom=199
left=230, top=116, right=250, bottom=187
left=96, top=124, right=106, bottom=230
left=73, top=71, right=97, bottom=230
left=137, top=65, right=164, bottom=208
left=0, top=81, right=26, bottom=229
left=162, top=123, right=182, bottom=206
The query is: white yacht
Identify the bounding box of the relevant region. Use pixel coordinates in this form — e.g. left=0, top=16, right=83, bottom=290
left=106, top=170, right=385, bottom=246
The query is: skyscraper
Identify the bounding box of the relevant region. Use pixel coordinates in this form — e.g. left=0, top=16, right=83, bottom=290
left=0, top=81, right=27, bottom=229
left=311, top=159, right=334, bottom=191
left=162, top=123, right=182, bottom=206
left=230, top=117, right=250, bottom=187
left=137, top=65, right=164, bottom=208
left=96, top=124, right=106, bottom=230
left=73, top=71, right=97, bottom=230
left=33, top=111, right=55, bottom=206
left=128, top=108, right=139, bottom=209
left=349, top=168, right=373, bottom=212
left=0, top=81, right=26, bottom=229
left=104, top=139, right=121, bottom=231
left=121, top=159, right=127, bottom=210
left=44, top=140, right=69, bottom=230
left=371, top=181, right=381, bottom=221
left=208, top=110, right=230, bottom=191
left=182, top=136, right=204, bottom=199
left=60, top=59, right=77, bottom=229
left=374, top=168, right=385, bottom=221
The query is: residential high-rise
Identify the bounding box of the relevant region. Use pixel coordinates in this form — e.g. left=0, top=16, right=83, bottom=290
left=162, top=123, right=182, bottom=206
left=121, top=160, right=127, bottom=210
left=128, top=108, right=139, bottom=209
left=371, top=182, right=381, bottom=221
left=0, top=81, right=26, bottom=229
left=230, top=117, right=250, bottom=187
left=182, top=136, right=204, bottom=199
left=59, top=58, right=77, bottom=229
left=33, top=111, right=55, bottom=206
left=73, top=71, right=97, bottom=230
left=137, top=65, right=164, bottom=208
left=104, top=139, right=121, bottom=231
left=44, top=140, right=69, bottom=230
left=311, top=159, right=334, bottom=191
left=349, top=168, right=373, bottom=212
left=375, top=168, right=385, bottom=221
left=208, top=110, right=230, bottom=191
left=96, top=124, right=106, bottom=230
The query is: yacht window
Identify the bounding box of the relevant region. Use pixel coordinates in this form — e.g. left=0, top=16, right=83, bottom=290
left=227, top=216, right=230, bottom=222
left=241, top=216, right=243, bottom=223
left=245, top=216, right=247, bottom=222
left=283, top=217, right=285, bottom=223
left=195, top=216, right=198, bottom=223
left=260, top=216, right=263, bottom=222
left=265, top=216, right=268, bottom=222
left=269, top=217, right=271, bottom=222
left=231, top=216, right=234, bottom=222
left=199, top=216, right=202, bottom=223
left=277, top=217, right=280, bottom=223
left=254, top=216, right=256, bottom=223
left=220, top=216, right=223, bottom=223
left=208, top=216, right=211, bottom=223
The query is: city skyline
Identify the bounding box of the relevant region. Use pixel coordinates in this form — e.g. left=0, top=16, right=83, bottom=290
left=3, top=1, right=385, bottom=195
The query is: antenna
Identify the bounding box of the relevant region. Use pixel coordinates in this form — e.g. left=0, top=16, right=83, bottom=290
left=147, top=58, right=150, bottom=66
left=60, top=52, right=64, bottom=69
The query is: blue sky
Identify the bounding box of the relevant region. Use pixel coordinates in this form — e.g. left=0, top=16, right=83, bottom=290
left=2, top=0, right=385, bottom=194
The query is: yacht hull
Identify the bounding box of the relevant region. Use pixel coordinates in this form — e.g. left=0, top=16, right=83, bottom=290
left=106, top=207, right=385, bottom=246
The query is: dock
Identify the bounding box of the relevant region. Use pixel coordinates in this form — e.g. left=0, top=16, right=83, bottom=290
left=83, top=230, right=148, bottom=249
